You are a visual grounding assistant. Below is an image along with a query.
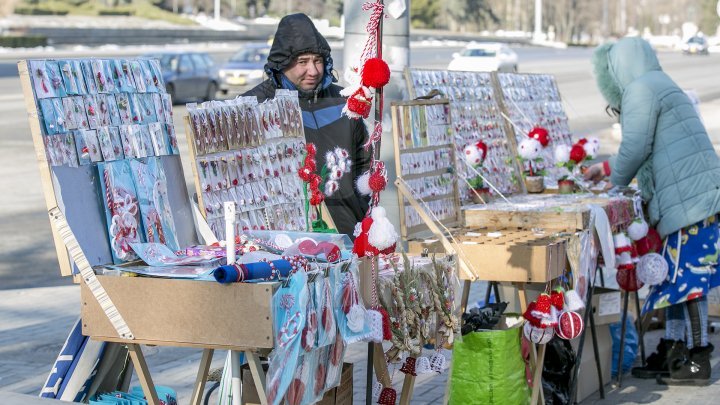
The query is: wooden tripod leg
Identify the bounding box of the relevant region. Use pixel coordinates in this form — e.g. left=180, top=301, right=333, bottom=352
left=460, top=280, right=471, bottom=314
left=530, top=344, right=546, bottom=405
left=190, top=349, right=215, bottom=405
left=373, top=343, right=392, bottom=387
left=127, top=344, right=159, bottom=405
left=246, top=351, right=267, bottom=405
left=399, top=373, right=416, bottom=405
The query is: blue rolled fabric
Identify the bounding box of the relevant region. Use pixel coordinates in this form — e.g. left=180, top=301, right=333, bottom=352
left=213, top=259, right=293, bottom=283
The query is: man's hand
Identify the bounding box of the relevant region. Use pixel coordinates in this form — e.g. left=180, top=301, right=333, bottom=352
left=583, top=162, right=606, bottom=183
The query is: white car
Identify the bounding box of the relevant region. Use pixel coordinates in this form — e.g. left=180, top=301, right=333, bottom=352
left=447, top=43, right=519, bottom=72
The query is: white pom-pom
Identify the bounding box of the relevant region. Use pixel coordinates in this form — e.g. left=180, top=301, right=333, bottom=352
left=353, top=221, right=363, bottom=238
left=518, top=138, right=542, bottom=160
left=329, top=167, right=344, bottom=181
left=564, top=289, right=585, bottom=312
left=614, top=232, right=632, bottom=249
left=584, top=137, right=600, bottom=157
left=337, top=158, right=351, bottom=173
left=334, top=147, right=349, bottom=160
left=554, top=144, right=571, bottom=163
left=463, top=143, right=483, bottom=166
left=325, top=150, right=337, bottom=166
left=324, top=180, right=339, bottom=196
left=368, top=207, right=398, bottom=251
left=637, top=253, right=669, bottom=286
left=356, top=171, right=372, bottom=196
left=628, top=218, right=649, bottom=241
left=617, top=251, right=633, bottom=265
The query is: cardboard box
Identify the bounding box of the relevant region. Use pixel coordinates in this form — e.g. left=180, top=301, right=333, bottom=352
left=81, top=276, right=277, bottom=350
left=408, top=229, right=567, bottom=282
left=591, top=287, right=622, bottom=326
left=572, top=323, right=612, bottom=403
left=242, top=363, right=353, bottom=405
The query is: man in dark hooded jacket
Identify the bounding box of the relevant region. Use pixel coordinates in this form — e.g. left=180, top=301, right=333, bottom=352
left=243, top=13, right=371, bottom=237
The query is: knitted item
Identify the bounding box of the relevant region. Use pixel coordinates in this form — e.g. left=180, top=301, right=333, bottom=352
left=523, top=322, right=554, bottom=344
left=637, top=252, right=669, bottom=286
left=400, top=357, right=417, bottom=376
left=365, top=309, right=384, bottom=343
left=415, top=356, right=432, bottom=374
left=377, top=387, right=397, bottom=405
left=564, top=289, right=586, bottom=312
left=555, top=311, right=584, bottom=340
left=429, top=353, right=447, bottom=373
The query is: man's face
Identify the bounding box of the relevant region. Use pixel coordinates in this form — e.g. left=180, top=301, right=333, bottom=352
left=283, top=53, right=324, bottom=92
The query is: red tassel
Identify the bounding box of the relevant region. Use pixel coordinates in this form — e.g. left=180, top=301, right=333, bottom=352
left=377, top=307, right=392, bottom=340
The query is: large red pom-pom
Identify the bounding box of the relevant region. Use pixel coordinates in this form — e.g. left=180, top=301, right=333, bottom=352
left=569, top=144, right=587, bottom=164
left=368, top=170, right=387, bottom=192
left=347, top=91, right=372, bottom=119
left=361, top=58, right=391, bottom=88
left=528, top=127, right=550, bottom=147
left=305, top=143, right=317, bottom=157
left=309, top=190, right=325, bottom=206
left=298, top=166, right=314, bottom=182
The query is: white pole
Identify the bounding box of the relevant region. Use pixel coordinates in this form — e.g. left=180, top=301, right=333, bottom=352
left=214, top=0, right=221, bottom=20
left=533, top=0, right=542, bottom=41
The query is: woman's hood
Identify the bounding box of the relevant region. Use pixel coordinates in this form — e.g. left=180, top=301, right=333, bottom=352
left=592, top=37, right=662, bottom=110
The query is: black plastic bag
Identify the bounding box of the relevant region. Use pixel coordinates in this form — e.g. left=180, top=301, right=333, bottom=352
left=542, top=337, right=576, bottom=405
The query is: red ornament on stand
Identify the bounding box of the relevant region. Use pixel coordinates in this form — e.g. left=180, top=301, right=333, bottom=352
left=377, top=387, right=397, bottom=405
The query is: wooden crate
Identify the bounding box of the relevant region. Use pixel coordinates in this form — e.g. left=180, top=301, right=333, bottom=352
left=82, top=276, right=277, bottom=350
left=408, top=228, right=568, bottom=282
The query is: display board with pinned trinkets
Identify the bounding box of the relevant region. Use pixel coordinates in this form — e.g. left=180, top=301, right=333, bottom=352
left=404, top=68, right=526, bottom=202
left=185, top=90, right=308, bottom=239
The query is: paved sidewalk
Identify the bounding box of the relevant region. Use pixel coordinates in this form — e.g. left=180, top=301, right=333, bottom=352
left=2, top=284, right=719, bottom=404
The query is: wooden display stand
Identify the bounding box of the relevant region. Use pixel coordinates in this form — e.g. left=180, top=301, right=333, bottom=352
left=19, top=59, right=276, bottom=405
left=391, top=98, right=569, bottom=405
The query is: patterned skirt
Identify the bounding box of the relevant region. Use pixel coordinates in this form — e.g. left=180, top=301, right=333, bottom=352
left=642, top=215, right=720, bottom=314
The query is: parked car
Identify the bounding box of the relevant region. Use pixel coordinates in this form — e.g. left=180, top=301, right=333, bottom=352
left=218, top=44, right=270, bottom=95
left=142, top=51, right=220, bottom=103
left=682, top=36, right=709, bottom=55
left=448, top=43, right=519, bottom=72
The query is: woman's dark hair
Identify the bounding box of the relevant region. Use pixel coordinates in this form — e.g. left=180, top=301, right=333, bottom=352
left=605, top=105, right=621, bottom=118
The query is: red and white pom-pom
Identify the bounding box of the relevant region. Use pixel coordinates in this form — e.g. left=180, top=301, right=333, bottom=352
left=617, top=251, right=633, bottom=269
left=614, top=232, right=633, bottom=254
left=528, top=127, right=550, bottom=147
left=328, top=167, right=344, bottom=181
left=368, top=169, right=387, bottom=192
left=464, top=141, right=487, bottom=166
left=356, top=171, right=372, bottom=196
left=555, top=311, right=584, bottom=340
left=582, top=136, right=600, bottom=157
left=352, top=217, right=378, bottom=258
left=367, top=206, right=398, bottom=252
left=518, top=138, right=543, bottom=160
left=324, top=180, right=339, bottom=196
left=637, top=252, right=669, bottom=286
left=524, top=322, right=554, bottom=344
left=325, top=150, right=338, bottom=167
left=361, top=58, right=391, bottom=89
left=554, top=144, right=571, bottom=163
left=628, top=217, right=649, bottom=241
left=564, top=289, right=585, bottom=312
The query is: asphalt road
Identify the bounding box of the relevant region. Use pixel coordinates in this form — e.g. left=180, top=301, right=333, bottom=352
left=1, top=44, right=719, bottom=290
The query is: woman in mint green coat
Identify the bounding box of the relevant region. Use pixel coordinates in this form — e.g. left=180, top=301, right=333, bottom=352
left=585, top=37, right=720, bottom=385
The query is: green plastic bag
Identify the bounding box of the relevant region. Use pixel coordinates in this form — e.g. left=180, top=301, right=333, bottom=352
left=449, top=325, right=530, bottom=405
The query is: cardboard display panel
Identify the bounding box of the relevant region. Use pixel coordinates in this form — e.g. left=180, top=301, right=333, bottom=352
left=82, top=276, right=277, bottom=349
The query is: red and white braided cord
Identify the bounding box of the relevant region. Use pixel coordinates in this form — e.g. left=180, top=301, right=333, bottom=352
left=359, top=1, right=385, bottom=65
left=363, top=121, right=383, bottom=151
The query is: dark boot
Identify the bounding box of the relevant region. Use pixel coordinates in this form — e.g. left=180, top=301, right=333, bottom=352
left=631, top=338, right=680, bottom=378
left=657, top=343, right=714, bottom=386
